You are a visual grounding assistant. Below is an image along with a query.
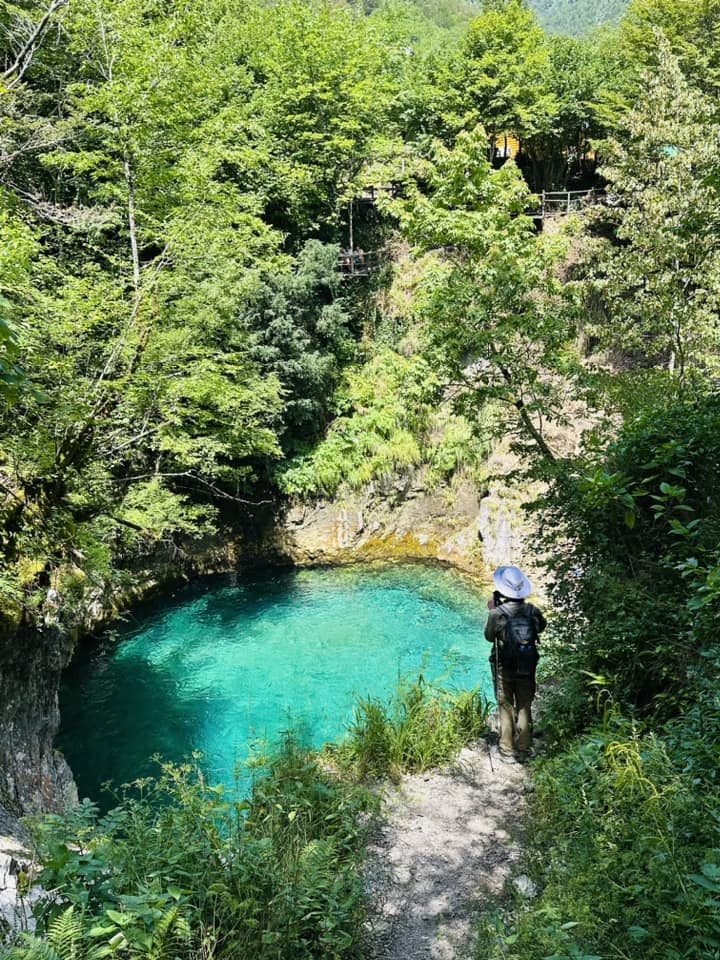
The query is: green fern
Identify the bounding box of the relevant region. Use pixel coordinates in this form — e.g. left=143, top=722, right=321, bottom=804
left=48, top=908, right=83, bottom=960
left=10, top=907, right=83, bottom=960
left=8, top=936, right=61, bottom=960
left=144, top=907, right=191, bottom=960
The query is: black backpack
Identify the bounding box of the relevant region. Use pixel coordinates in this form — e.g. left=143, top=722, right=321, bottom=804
left=497, top=604, right=539, bottom=678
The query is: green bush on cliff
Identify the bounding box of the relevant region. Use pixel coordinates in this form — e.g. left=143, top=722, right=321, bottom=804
left=277, top=350, right=491, bottom=498
left=276, top=351, right=440, bottom=497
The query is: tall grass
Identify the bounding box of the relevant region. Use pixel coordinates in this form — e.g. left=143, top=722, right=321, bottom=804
left=332, top=675, right=492, bottom=781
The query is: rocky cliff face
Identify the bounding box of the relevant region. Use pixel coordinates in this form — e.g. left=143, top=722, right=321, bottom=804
left=271, top=475, right=486, bottom=574
left=0, top=536, right=242, bottom=819
left=0, top=623, right=77, bottom=817
left=264, top=467, right=539, bottom=582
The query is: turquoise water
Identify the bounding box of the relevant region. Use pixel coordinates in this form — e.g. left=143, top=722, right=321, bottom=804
left=58, top=564, right=491, bottom=802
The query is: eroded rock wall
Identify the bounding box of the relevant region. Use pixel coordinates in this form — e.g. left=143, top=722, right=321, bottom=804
left=266, top=468, right=538, bottom=581
left=0, top=535, right=243, bottom=819
left=269, top=475, right=484, bottom=574
left=0, top=624, right=77, bottom=817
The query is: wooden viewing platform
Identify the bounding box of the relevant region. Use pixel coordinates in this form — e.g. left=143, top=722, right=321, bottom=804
left=338, top=248, right=383, bottom=277
left=337, top=188, right=600, bottom=277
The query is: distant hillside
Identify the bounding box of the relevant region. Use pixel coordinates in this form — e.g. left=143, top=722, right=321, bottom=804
left=529, top=0, right=628, bottom=36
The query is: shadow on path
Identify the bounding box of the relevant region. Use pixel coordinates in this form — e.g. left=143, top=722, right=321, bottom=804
left=365, top=740, right=528, bottom=960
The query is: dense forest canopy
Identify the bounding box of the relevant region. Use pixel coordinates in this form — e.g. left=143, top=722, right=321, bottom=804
left=2, top=0, right=720, bottom=956
left=1, top=0, right=718, bottom=648
left=0, top=0, right=619, bottom=621
left=529, top=0, right=629, bottom=35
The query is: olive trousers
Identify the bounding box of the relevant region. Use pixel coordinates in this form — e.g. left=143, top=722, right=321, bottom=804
left=494, top=667, right=535, bottom=754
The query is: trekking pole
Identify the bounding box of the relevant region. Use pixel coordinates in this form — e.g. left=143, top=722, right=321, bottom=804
left=486, top=637, right=502, bottom=775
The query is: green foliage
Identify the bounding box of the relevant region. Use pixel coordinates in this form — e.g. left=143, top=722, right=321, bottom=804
left=585, top=41, right=720, bottom=384
left=331, top=676, right=491, bottom=781
left=502, top=390, right=720, bottom=957
left=621, top=0, right=720, bottom=95
left=14, top=740, right=373, bottom=960
left=535, top=393, right=720, bottom=726
left=400, top=0, right=617, bottom=190
left=389, top=125, right=574, bottom=463
left=277, top=351, right=441, bottom=497
left=456, top=0, right=555, bottom=141
left=241, top=241, right=354, bottom=449
left=529, top=0, right=628, bottom=36
left=476, top=711, right=720, bottom=960
left=527, top=34, right=623, bottom=187
left=0, top=0, right=406, bottom=621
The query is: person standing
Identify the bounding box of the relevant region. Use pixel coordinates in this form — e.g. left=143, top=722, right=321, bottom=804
left=485, top=565, right=546, bottom=761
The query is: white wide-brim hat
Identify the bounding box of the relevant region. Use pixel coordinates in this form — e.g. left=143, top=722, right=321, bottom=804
left=493, top=565, right=532, bottom=600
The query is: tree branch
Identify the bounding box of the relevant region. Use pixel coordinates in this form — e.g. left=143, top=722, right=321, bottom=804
left=494, top=357, right=557, bottom=463
left=114, top=471, right=274, bottom=506
left=2, top=0, right=68, bottom=89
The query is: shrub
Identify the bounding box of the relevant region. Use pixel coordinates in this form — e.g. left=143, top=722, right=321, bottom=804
left=10, top=737, right=374, bottom=960
left=332, top=676, right=491, bottom=781
left=475, top=711, right=720, bottom=960
left=535, top=393, right=720, bottom=731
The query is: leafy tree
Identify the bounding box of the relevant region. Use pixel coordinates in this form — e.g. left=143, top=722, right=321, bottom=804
left=453, top=0, right=557, bottom=152
left=585, top=43, right=720, bottom=385
left=0, top=0, right=306, bottom=614
left=241, top=241, right=354, bottom=450
left=219, top=0, right=398, bottom=239
left=522, top=34, right=618, bottom=188
left=621, top=0, right=720, bottom=96
left=389, top=126, right=572, bottom=463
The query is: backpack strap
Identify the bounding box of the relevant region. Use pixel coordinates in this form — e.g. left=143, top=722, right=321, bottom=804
left=495, top=603, right=512, bottom=648
left=497, top=602, right=523, bottom=621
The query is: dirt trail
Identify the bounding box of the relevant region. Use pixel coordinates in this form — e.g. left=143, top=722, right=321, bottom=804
left=365, top=742, right=528, bottom=960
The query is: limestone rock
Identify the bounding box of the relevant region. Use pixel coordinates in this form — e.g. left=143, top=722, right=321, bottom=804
left=271, top=470, right=488, bottom=576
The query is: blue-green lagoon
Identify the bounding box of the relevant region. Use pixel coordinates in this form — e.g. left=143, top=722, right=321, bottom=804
left=58, top=563, right=491, bottom=802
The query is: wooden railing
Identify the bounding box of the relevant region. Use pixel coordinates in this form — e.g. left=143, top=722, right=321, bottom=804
left=529, top=188, right=596, bottom=219
left=338, top=249, right=383, bottom=277
left=338, top=188, right=601, bottom=276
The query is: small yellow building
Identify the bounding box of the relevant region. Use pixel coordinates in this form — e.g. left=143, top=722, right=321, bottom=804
left=494, top=132, right=521, bottom=159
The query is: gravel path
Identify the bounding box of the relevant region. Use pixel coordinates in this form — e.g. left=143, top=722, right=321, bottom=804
left=365, top=742, right=528, bottom=960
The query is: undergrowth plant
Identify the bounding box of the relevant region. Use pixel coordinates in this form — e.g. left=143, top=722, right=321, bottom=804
left=8, top=736, right=374, bottom=960
left=331, top=675, right=491, bottom=781
left=477, top=394, right=720, bottom=960
left=475, top=706, right=720, bottom=960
